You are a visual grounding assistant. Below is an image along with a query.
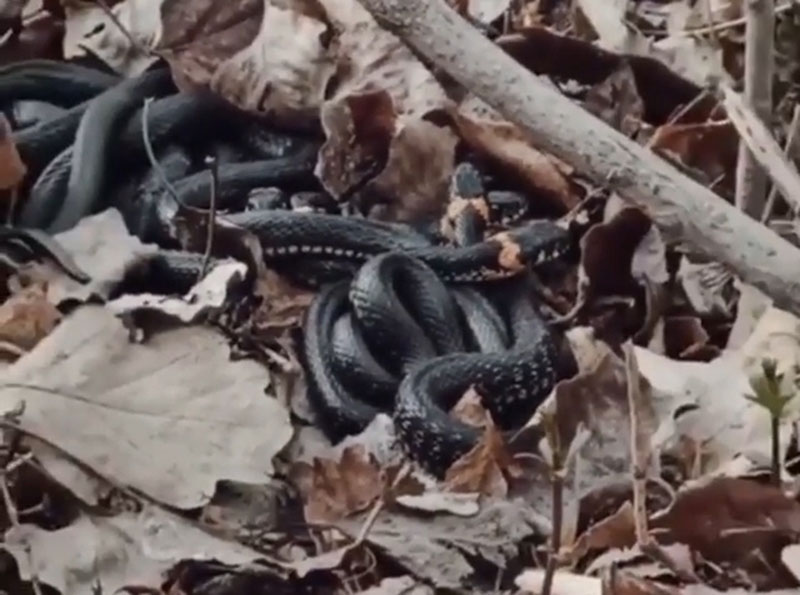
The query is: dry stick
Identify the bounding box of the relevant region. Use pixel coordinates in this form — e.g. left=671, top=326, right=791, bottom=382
left=200, top=156, right=218, bottom=281
left=761, top=104, right=800, bottom=223
left=353, top=0, right=800, bottom=317
left=622, top=342, right=697, bottom=583
left=734, top=0, right=775, bottom=218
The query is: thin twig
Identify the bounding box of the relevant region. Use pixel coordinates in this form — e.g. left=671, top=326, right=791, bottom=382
left=761, top=104, right=800, bottom=222
left=623, top=342, right=698, bottom=583
left=141, top=98, right=183, bottom=206
left=90, top=0, right=152, bottom=58
left=539, top=411, right=565, bottom=595
left=2, top=461, right=44, bottom=595
left=200, top=155, right=218, bottom=281
left=679, top=0, right=793, bottom=36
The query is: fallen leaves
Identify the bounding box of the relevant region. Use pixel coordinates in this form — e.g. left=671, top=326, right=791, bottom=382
left=0, top=305, right=292, bottom=508
left=290, top=445, right=383, bottom=525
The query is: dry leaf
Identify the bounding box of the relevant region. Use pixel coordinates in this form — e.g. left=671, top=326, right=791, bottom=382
left=316, top=0, right=457, bottom=220
left=649, top=120, right=738, bottom=191
left=252, top=267, right=315, bottom=339
left=662, top=316, right=719, bottom=361
left=4, top=506, right=264, bottom=595
left=0, top=282, right=61, bottom=354
left=651, top=477, right=800, bottom=587
left=0, top=305, right=292, bottom=508
left=569, top=500, right=636, bottom=562
left=210, top=2, right=335, bottom=124
left=581, top=207, right=660, bottom=297
left=450, top=386, right=489, bottom=428
left=583, top=61, right=644, bottom=137
left=454, top=94, right=578, bottom=211
left=443, top=416, right=518, bottom=497
left=290, top=444, right=382, bottom=524
left=63, top=0, right=161, bottom=76
left=0, top=112, right=25, bottom=189
left=676, top=257, right=735, bottom=318
left=156, top=0, right=263, bottom=90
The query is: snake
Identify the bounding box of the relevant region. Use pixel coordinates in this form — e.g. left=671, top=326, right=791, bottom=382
left=3, top=58, right=575, bottom=475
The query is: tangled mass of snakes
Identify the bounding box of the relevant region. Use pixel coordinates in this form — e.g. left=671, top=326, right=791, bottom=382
left=2, top=58, right=579, bottom=477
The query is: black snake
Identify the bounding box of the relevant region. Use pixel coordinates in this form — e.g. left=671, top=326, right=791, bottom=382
left=2, top=59, right=575, bottom=476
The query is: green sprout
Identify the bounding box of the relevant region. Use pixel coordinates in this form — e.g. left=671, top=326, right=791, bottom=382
left=746, top=358, right=797, bottom=485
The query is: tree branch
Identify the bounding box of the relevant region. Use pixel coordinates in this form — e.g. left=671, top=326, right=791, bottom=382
left=354, top=0, right=800, bottom=316
left=734, top=0, right=775, bottom=218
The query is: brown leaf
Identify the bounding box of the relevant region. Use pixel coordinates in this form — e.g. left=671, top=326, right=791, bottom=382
left=0, top=13, right=63, bottom=65
left=316, top=0, right=456, bottom=221
left=570, top=500, right=636, bottom=562
left=0, top=282, right=61, bottom=356
left=317, top=90, right=396, bottom=198
left=583, top=61, right=644, bottom=138
left=359, top=118, right=457, bottom=223
left=443, top=415, right=519, bottom=497
left=649, top=120, right=738, bottom=192
left=581, top=207, right=666, bottom=304
left=651, top=477, right=800, bottom=588
left=252, top=268, right=314, bottom=339
left=580, top=207, right=655, bottom=297
left=454, top=94, right=579, bottom=211
left=662, top=315, right=719, bottom=361
left=0, top=113, right=26, bottom=189
left=156, top=0, right=263, bottom=91
left=551, top=342, right=657, bottom=492
left=290, top=445, right=382, bottom=524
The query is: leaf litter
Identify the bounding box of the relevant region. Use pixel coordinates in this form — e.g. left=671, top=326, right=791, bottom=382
left=3, top=0, right=800, bottom=593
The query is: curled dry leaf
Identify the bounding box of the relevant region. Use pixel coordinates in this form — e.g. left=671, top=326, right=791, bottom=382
left=290, top=444, right=382, bottom=525
left=454, top=94, right=578, bottom=212
left=0, top=112, right=25, bottom=189
left=63, top=0, right=162, bottom=76
left=0, top=282, right=61, bottom=355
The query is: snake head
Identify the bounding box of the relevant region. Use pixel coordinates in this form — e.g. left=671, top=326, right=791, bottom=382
left=511, top=220, right=572, bottom=267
